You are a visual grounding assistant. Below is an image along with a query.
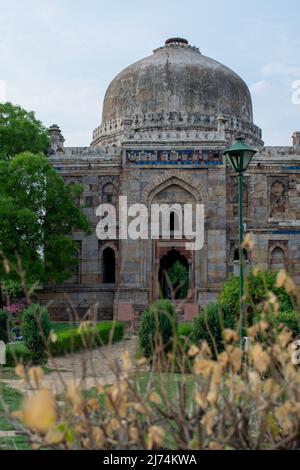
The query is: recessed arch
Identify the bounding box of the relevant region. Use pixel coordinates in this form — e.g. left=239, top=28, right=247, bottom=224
left=141, top=171, right=207, bottom=205
left=270, top=246, right=285, bottom=271
left=102, top=246, right=116, bottom=283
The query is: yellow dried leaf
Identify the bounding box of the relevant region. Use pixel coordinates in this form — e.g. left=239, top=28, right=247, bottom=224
left=275, top=269, right=287, bottom=288
left=120, top=350, right=132, bottom=371
left=15, top=364, right=25, bottom=379
left=87, top=398, right=99, bottom=413
left=228, top=347, right=241, bottom=373
left=194, top=358, right=214, bottom=376
left=20, top=390, right=56, bottom=433
left=188, top=345, right=199, bottom=357
left=106, top=418, right=121, bottom=436
left=209, top=441, right=222, bottom=450
left=92, top=427, right=104, bottom=447
left=223, top=329, right=238, bottom=343
left=147, top=425, right=165, bottom=450
left=129, top=426, right=139, bottom=442
left=202, top=409, right=217, bottom=436
left=275, top=401, right=295, bottom=435
left=66, top=382, right=83, bottom=407
left=28, top=366, right=44, bottom=384
left=278, top=329, right=293, bottom=348
left=136, top=357, right=148, bottom=367
left=45, top=429, right=64, bottom=445
left=250, top=343, right=270, bottom=374
left=285, top=277, right=297, bottom=294
left=242, top=233, right=254, bottom=251
left=195, top=392, right=207, bottom=409
left=247, top=326, right=258, bottom=337
left=149, top=391, right=162, bottom=405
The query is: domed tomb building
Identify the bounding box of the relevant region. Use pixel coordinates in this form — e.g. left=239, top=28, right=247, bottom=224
left=41, top=38, right=300, bottom=322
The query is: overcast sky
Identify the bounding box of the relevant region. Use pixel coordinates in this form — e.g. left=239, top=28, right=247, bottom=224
left=0, top=0, right=300, bottom=147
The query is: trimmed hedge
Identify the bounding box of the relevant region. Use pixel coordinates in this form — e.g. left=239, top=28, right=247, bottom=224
left=49, top=321, right=124, bottom=356
left=5, top=321, right=124, bottom=366
left=5, top=343, right=31, bottom=367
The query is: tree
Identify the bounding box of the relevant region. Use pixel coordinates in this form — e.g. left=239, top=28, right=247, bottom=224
left=0, top=102, right=49, bottom=160
left=0, top=103, right=90, bottom=306
left=167, top=260, right=189, bottom=299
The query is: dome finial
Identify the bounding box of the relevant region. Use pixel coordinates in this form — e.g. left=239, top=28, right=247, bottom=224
left=165, top=37, right=188, bottom=46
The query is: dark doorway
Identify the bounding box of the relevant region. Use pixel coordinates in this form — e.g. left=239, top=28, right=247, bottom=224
left=159, top=249, right=189, bottom=299
left=102, top=247, right=116, bottom=283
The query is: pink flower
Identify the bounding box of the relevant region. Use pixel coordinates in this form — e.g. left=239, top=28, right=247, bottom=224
left=4, top=302, right=27, bottom=314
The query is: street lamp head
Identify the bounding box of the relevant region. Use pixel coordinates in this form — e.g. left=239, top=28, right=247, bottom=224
left=223, top=136, right=257, bottom=173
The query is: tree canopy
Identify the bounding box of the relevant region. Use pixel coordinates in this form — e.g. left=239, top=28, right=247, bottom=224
left=0, top=103, right=90, bottom=302
left=0, top=102, right=50, bottom=160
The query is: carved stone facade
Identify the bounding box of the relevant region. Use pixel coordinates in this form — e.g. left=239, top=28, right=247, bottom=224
left=38, top=38, right=300, bottom=322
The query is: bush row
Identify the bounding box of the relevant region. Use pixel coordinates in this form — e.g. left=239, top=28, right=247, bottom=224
left=49, top=321, right=124, bottom=356
left=3, top=301, right=124, bottom=366
left=139, top=299, right=299, bottom=361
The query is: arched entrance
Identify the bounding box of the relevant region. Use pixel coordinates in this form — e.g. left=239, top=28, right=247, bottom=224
left=102, top=247, right=116, bottom=283
left=159, top=249, right=189, bottom=299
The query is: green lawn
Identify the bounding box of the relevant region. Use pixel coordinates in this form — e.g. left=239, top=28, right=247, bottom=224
left=0, top=384, right=30, bottom=450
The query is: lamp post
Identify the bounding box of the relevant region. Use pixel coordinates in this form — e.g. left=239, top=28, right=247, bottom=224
left=223, top=137, right=257, bottom=349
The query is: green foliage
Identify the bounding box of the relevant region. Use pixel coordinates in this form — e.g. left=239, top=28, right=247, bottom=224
left=1, top=280, right=24, bottom=301
left=22, top=304, right=51, bottom=364
left=5, top=343, right=32, bottom=367
left=0, top=102, right=49, bottom=160
left=0, top=151, right=90, bottom=286
left=49, top=321, right=124, bottom=356
left=220, top=276, right=240, bottom=318
left=4, top=322, right=124, bottom=365
left=167, top=261, right=189, bottom=299
left=277, top=311, right=300, bottom=336
left=0, top=309, right=9, bottom=343
left=220, top=270, right=294, bottom=323
left=192, top=303, right=236, bottom=355
left=177, top=323, right=193, bottom=339
left=0, top=103, right=90, bottom=292
left=139, top=300, right=177, bottom=358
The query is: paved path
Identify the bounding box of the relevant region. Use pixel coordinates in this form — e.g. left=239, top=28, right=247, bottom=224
left=1, top=336, right=139, bottom=395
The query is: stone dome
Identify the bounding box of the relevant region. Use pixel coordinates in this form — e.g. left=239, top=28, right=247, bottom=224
left=102, top=38, right=253, bottom=123
left=92, top=38, right=262, bottom=146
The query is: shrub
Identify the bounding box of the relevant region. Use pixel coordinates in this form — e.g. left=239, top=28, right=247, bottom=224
left=22, top=304, right=51, bottom=364
left=220, top=270, right=294, bottom=323
left=167, top=261, right=189, bottom=299
left=0, top=310, right=9, bottom=343
left=49, top=321, right=124, bottom=356
left=277, top=311, right=300, bottom=336
left=5, top=343, right=31, bottom=367
left=177, top=323, right=193, bottom=339
left=139, top=300, right=177, bottom=359
left=220, top=276, right=240, bottom=318
left=192, top=303, right=236, bottom=355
